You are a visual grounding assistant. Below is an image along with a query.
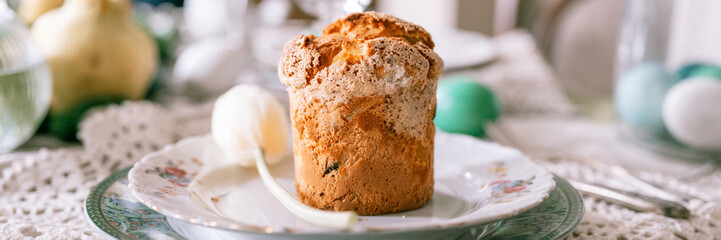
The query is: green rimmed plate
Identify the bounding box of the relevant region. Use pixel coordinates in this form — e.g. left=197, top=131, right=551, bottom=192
left=84, top=167, right=183, bottom=240
left=85, top=167, right=582, bottom=239
left=485, top=176, right=584, bottom=239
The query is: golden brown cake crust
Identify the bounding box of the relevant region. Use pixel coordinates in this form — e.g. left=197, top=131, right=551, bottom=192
left=323, top=12, right=435, bottom=48
left=278, top=11, right=443, bottom=94
left=278, top=12, right=442, bottom=215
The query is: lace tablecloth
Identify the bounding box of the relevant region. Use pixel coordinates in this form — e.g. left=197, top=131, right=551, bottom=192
left=2, top=31, right=720, bottom=239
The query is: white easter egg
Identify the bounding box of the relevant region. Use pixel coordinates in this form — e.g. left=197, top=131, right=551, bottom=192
left=663, top=77, right=721, bottom=150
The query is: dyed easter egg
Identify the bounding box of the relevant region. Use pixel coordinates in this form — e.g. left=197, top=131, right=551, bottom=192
left=662, top=77, right=721, bottom=150
left=435, top=77, right=500, bottom=137
left=677, top=63, right=721, bottom=81
left=615, top=63, right=676, bottom=133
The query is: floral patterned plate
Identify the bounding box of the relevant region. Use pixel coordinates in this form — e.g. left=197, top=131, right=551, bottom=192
left=127, top=132, right=558, bottom=239
left=86, top=167, right=583, bottom=239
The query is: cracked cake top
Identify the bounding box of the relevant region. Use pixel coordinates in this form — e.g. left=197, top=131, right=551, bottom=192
left=278, top=12, right=443, bottom=98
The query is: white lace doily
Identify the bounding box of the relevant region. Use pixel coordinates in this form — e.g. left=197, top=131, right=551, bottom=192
left=0, top=101, right=209, bottom=240
left=487, top=116, right=721, bottom=239
left=544, top=160, right=721, bottom=239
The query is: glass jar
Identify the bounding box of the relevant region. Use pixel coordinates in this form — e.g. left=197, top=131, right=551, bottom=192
left=615, top=0, right=721, bottom=158
left=0, top=0, right=52, bottom=153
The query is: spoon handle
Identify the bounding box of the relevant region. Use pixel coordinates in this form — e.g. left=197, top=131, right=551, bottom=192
left=569, top=179, right=690, bottom=219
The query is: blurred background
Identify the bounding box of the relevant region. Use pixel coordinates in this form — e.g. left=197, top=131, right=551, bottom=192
left=2, top=0, right=720, bottom=164
left=2, top=0, right=623, bottom=103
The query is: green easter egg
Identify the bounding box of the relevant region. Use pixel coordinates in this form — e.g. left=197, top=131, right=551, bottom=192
left=435, top=77, right=500, bottom=137
left=677, top=63, right=721, bottom=81
left=677, top=63, right=703, bottom=80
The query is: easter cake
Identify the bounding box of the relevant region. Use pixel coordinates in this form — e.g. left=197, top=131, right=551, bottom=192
left=278, top=12, right=443, bottom=215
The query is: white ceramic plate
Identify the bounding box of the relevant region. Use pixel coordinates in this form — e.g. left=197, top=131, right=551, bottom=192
left=434, top=29, right=497, bottom=70
left=129, top=132, right=554, bottom=239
